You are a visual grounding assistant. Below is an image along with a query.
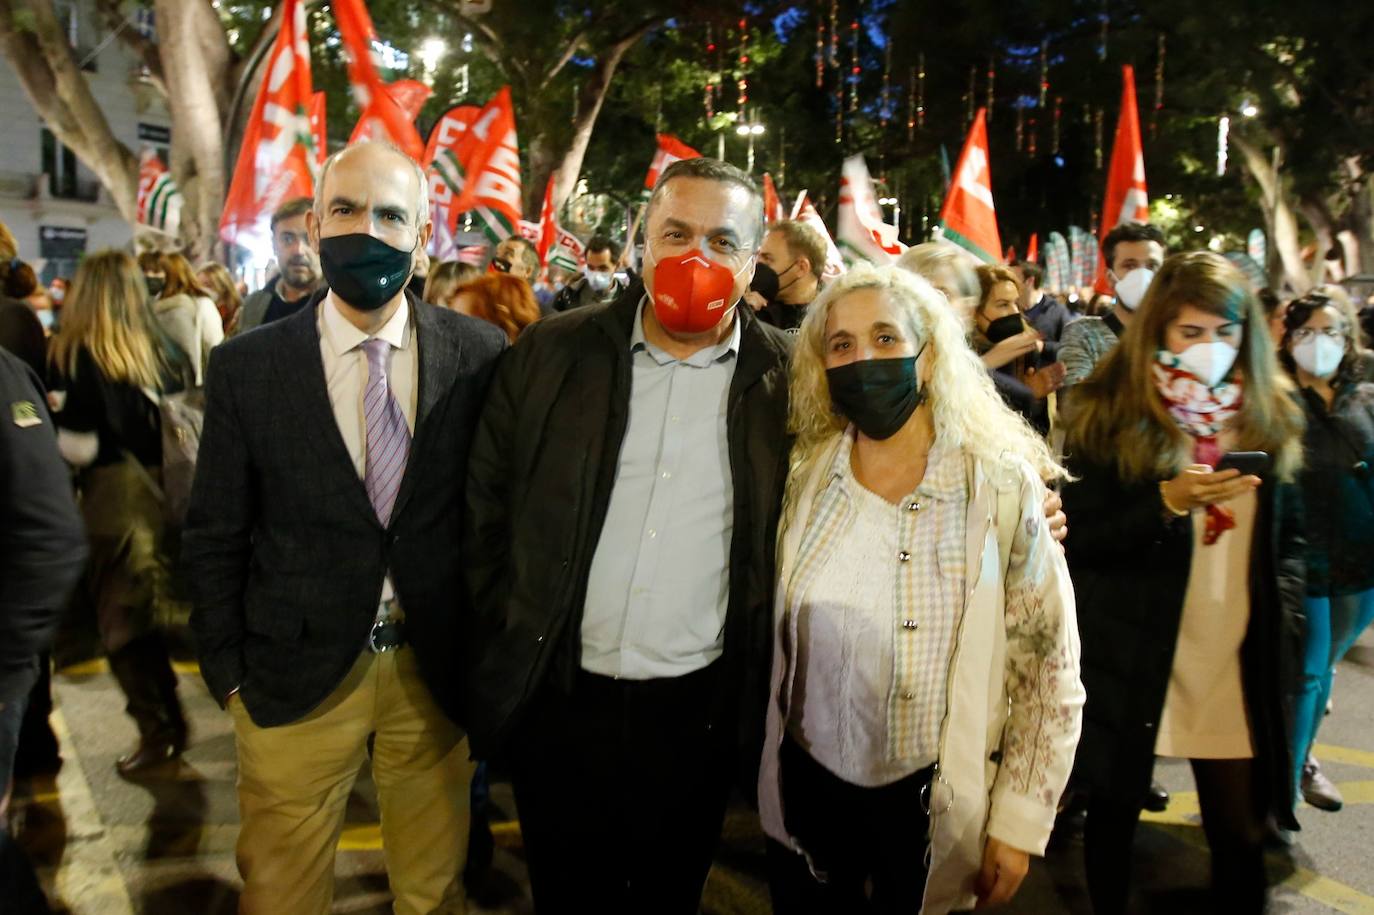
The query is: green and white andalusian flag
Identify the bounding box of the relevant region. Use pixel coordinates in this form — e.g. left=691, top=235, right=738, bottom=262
left=136, top=149, right=182, bottom=235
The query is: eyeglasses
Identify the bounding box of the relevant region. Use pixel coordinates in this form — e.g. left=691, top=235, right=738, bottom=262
left=1292, top=326, right=1346, bottom=343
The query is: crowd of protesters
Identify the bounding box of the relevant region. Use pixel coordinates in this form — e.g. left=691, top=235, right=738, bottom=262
left=0, top=142, right=1372, bottom=915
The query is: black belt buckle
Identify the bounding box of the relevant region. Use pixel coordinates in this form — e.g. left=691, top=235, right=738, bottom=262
left=368, top=618, right=405, bottom=653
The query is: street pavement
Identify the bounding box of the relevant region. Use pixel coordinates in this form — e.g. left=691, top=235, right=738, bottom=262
left=12, top=631, right=1374, bottom=914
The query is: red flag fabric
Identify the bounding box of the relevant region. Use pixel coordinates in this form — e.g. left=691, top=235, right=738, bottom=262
left=308, top=91, right=327, bottom=168
left=644, top=134, right=701, bottom=190
left=937, top=108, right=1001, bottom=264
left=1095, top=65, right=1150, bottom=293
left=422, top=89, right=522, bottom=246
left=349, top=79, right=432, bottom=147
left=1026, top=233, right=1039, bottom=264
left=536, top=176, right=558, bottom=266
left=332, top=0, right=425, bottom=161
left=1005, top=246, right=1018, bottom=264
left=219, top=0, right=315, bottom=246
left=762, top=173, right=784, bottom=224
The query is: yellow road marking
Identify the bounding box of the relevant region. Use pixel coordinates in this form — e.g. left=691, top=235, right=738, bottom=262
left=59, top=659, right=201, bottom=677
left=1314, top=743, right=1374, bottom=770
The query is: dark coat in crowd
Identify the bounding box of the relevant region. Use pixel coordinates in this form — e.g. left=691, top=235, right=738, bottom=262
left=184, top=290, right=506, bottom=728
left=1295, top=381, right=1374, bottom=596
left=462, top=282, right=793, bottom=790
left=1023, top=292, right=1073, bottom=360
left=1061, top=458, right=1306, bottom=829
left=0, top=349, right=86, bottom=703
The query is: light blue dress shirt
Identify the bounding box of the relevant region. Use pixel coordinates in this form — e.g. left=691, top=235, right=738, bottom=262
left=580, top=298, right=741, bottom=679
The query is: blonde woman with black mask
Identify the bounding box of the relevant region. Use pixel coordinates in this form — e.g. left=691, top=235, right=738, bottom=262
left=759, top=263, right=1084, bottom=914
left=1061, top=251, right=1306, bottom=914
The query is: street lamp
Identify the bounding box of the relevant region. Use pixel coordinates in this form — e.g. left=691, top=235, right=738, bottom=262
left=418, top=37, right=446, bottom=75
left=878, top=196, right=901, bottom=235
left=1240, top=100, right=1259, bottom=118
left=736, top=118, right=766, bottom=173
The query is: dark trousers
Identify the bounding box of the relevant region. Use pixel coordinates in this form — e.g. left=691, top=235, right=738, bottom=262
left=1085, top=758, right=1268, bottom=915
left=0, top=695, right=51, bottom=914
left=509, top=661, right=733, bottom=915
left=768, top=735, right=932, bottom=914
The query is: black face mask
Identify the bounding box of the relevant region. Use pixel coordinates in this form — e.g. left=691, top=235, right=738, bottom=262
left=983, top=312, right=1025, bottom=344
left=825, top=349, right=927, bottom=441
left=145, top=276, right=165, bottom=298
left=318, top=233, right=414, bottom=312
left=750, top=262, right=780, bottom=302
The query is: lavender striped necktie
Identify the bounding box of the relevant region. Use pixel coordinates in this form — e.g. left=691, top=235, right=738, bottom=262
left=362, top=338, right=410, bottom=527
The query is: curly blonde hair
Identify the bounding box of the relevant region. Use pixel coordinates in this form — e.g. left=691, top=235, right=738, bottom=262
left=789, top=262, right=1066, bottom=483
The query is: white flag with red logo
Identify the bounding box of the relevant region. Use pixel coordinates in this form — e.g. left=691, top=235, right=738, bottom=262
left=137, top=149, right=182, bottom=235
left=790, top=191, right=846, bottom=280
left=219, top=0, right=315, bottom=246
left=333, top=0, right=425, bottom=162
left=644, top=134, right=701, bottom=190
left=936, top=109, right=1001, bottom=264
left=1095, top=65, right=1150, bottom=293
left=838, top=155, right=907, bottom=265
left=422, top=88, right=522, bottom=247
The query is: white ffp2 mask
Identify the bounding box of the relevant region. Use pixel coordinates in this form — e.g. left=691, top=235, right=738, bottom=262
left=1113, top=267, right=1156, bottom=311
left=1176, top=341, right=1239, bottom=388
left=1292, top=335, right=1344, bottom=380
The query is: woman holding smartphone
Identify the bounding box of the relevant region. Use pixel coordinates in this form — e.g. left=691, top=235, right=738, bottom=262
left=1060, top=251, right=1306, bottom=914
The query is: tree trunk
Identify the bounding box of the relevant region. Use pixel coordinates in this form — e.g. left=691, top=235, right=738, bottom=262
left=1234, top=134, right=1311, bottom=294
left=0, top=0, right=140, bottom=221
left=1298, top=195, right=1339, bottom=284
left=154, top=0, right=232, bottom=261
left=1345, top=158, right=1373, bottom=277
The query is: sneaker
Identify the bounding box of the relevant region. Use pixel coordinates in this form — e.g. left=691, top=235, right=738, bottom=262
left=1301, top=755, right=1344, bottom=812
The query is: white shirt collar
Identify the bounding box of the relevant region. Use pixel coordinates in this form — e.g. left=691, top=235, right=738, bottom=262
left=320, top=292, right=411, bottom=358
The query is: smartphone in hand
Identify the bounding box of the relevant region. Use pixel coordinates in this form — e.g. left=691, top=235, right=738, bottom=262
left=1214, top=451, right=1270, bottom=477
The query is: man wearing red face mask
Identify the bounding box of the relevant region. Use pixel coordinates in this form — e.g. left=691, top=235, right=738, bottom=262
left=463, top=157, right=792, bottom=913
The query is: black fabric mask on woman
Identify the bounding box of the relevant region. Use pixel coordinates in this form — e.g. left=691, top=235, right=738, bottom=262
left=983, top=312, right=1025, bottom=344
left=318, top=233, right=414, bottom=312
left=825, top=348, right=927, bottom=441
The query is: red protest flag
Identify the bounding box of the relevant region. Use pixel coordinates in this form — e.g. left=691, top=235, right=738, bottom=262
left=332, top=0, right=425, bottom=161
left=219, top=0, right=316, bottom=246
left=1094, top=65, right=1150, bottom=293
left=762, top=173, right=784, bottom=224
left=349, top=79, right=432, bottom=147
left=937, top=108, right=1001, bottom=264
left=1026, top=233, right=1039, bottom=264
left=308, top=91, right=327, bottom=168
left=422, top=89, right=522, bottom=246
left=644, top=134, right=701, bottom=190
left=536, top=176, right=559, bottom=266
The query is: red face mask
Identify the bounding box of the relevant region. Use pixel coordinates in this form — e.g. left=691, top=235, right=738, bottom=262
left=647, top=249, right=744, bottom=335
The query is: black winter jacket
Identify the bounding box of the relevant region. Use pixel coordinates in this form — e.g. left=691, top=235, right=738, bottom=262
left=462, top=284, right=793, bottom=779
left=1062, top=457, right=1305, bottom=828
left=1295, top=382, right=1374, bottom=596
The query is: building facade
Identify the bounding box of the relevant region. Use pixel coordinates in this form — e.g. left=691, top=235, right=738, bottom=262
left=0, top=0, right=169, bottom=283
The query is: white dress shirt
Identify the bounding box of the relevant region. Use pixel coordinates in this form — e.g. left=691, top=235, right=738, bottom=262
left=317, top=294, right=417, bottom=605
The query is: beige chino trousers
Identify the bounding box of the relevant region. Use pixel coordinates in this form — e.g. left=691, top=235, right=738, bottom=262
left=228, top=646, right=473, bottom=915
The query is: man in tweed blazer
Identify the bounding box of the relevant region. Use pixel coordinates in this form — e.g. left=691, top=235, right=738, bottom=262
left=184, top=142, right=506, bottom=914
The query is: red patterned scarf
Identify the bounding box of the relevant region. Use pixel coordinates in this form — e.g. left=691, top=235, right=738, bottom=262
left=1152, top=356, right=1245, bottom=545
